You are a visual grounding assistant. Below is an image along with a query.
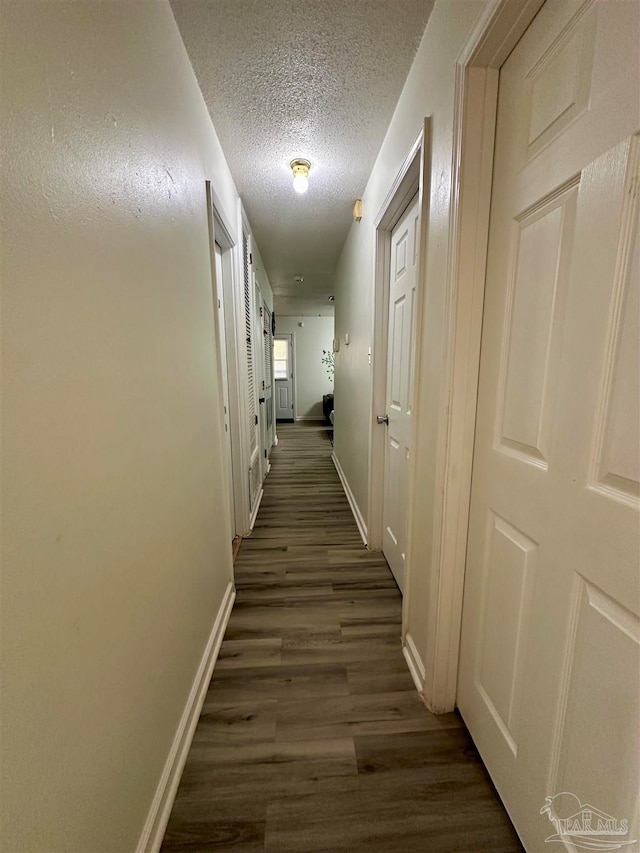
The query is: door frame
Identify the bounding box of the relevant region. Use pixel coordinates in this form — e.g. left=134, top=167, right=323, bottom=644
left=368, top=124, right=430, bottom=553
left=262, top=300, right=274, bottom=464
left=274, top=333, right=295, bottom=422
left=205, top=181, right=251, bottom=539
left=401, top=0, right=546, bottom=712
left=213, top=241, right=236, bottom=537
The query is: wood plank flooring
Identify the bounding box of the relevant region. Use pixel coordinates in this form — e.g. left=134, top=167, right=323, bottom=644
left=161, top=423, right=523, bottom=852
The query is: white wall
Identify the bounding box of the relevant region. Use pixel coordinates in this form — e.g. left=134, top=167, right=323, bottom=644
left=275, top=316, right=335, bottom=420
left=333, top=0, right=489, bottom=669
left=252, top=241, right=274, bottom=313
left=0, top=2, right=270, bottom=851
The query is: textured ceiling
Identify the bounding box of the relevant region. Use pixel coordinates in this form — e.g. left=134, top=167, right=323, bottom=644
left=170, top=0, right=434, bottom=315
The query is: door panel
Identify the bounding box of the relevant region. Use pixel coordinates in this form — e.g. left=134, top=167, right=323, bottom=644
left=263, top=303, right=274, bottom=455
left=498, top=185, right=577, bottom=466
left=276, top=383, right=291, bottom=415
left=458, top=1, right=639, bottom=848
left=382, top=195, right=419, bottom=592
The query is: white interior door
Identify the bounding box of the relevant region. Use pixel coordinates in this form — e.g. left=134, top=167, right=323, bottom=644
left=381, top=194, right=419, bottom=593
left=214, top=243, right=235, bottom=536
left=274, top=335, right=294, bottom=421
left=458, top=1, right=640, bottom=849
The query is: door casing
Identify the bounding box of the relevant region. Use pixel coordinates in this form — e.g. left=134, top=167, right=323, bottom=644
left=214, top=242, right=236, bottom=537
left=369, top=124, right=429, bottom=554
left=205, top=181, right=250, bottom=540
left=369, top=0, right=547, bottom=712
left=411, top=0, right=545, bottom=713
left=369, top=121, right=433, bottom=698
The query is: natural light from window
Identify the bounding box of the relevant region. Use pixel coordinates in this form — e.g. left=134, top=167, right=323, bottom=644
left=274, top=338, right=289, bottom=380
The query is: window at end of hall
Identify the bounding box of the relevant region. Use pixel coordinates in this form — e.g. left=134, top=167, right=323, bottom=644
left=274, top=338, right=289, bottom=380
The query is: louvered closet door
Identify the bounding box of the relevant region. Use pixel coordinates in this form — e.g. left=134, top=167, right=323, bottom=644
left=254, top=276, right=267, bottom=484
left=243, top=232, right=261, bottom=513
left=457, top=1, right=639, bottom=849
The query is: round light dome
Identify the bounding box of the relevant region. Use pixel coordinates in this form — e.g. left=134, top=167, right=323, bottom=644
left=290, top=159, right=311, bottom=194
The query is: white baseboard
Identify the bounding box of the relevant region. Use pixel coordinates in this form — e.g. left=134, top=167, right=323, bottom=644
left=295, top=416, right=326, bottom=422
left=403, top=631, right=426, bottom=697
left=137, top=581, right=235, bottom=853
left=331, top=452, right=367, bottom=546
left=248, top=486, right=264, bottom=531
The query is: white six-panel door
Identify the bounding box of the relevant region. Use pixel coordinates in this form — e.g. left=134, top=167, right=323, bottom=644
left=457, top=0, right=639, bottom=848
left=382, top=195, right=420, bottom=592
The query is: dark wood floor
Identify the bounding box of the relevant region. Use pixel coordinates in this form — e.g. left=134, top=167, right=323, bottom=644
left=161, top=423, right=523, bottom=852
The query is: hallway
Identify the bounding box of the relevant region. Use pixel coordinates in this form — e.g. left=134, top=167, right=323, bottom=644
left=161, top=423, right=522, bottom=852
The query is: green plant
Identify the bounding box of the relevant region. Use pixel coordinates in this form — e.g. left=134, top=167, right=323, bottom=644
left=321, top=349, right=334, bottom=382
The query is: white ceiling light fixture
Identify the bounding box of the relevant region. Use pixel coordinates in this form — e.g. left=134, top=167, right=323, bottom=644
left=290, top=158, right=311, bottom=194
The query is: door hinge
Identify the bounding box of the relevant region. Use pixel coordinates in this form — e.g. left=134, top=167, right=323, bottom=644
left=264, top=449, right=267, bottom=458
left=249, top=252, right=253, bottom=265
left=255, top=414, right=258, bottom=425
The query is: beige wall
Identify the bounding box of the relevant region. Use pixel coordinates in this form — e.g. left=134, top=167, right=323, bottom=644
left=0, top=2, right=269, bottom=850
left=275, top=316, right=335, bottom=419
left=333, top=0, right=486, bottom=662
